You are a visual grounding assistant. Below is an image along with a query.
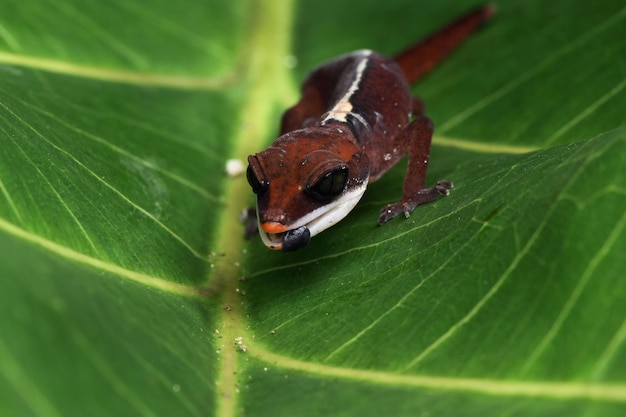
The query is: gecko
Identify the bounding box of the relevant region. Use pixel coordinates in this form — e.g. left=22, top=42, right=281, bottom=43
left=246, top=5, right=495, bottom=251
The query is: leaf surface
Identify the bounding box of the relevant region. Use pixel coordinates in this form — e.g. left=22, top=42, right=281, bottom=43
left=0, top=0, right=625, bottom=416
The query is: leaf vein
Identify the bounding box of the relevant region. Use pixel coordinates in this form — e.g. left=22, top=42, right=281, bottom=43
left=0, top=100, right=209, bottom=260
left=546, top=78, right=626, bottom=146
left=0, top=218, right=202, bottom=298
left=0, top=22, right=21, bottom=51
left=438, top=5, right=626, bottom=133
left=0, top=338, right=62, bottom=417
left=403, top=138, right=601, bottom=370
left=5, top=130, right=99, bottom=252
left=521, top=211, right=626, bottom=374
left=247, top=340, right=626, bottom=402
left=591, top=319, right=626, bottom=381
left=48, top=96, right=224, bottom=159
left=324, top=221, right=491, bottom=362
left=19, top=99, right=219, bottom=201
left=0, top=51, right=236, bottom=89
left=72, top=332, right=158, bottom=417
left=0, top=172, right=24, bottom=225
left=46, top=0, right=148, bottom=69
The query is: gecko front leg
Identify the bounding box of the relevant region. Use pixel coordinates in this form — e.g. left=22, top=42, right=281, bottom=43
left=378, top=116, right=453, bottom=225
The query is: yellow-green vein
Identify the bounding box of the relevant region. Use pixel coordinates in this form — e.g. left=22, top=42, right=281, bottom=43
left=0, top=218, right=201, bottom=298
left=0, top=100, right=209, bottom=261
left=0, top=338, right=62, bottom=417
left=522, top=211, right=626, bottom=373
left=438, top=6, right=626, bottom=133
left=246, top=339, right=626, bottom=403
left=212, top=0, right=295, bottom=416
left=0, top=51, right=235, bottom=89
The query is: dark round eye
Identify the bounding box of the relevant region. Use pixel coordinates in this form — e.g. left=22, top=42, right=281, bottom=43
left=308, top=167, right=348, bottom=199
left=246, top=164, right=268, bottom=195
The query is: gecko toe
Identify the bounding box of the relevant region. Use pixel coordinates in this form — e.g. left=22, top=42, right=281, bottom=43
left=435, top=180, right=453, bottom=196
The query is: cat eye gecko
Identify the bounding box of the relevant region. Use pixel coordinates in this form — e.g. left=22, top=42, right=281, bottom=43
left=246, top=5, right=495, bottom=251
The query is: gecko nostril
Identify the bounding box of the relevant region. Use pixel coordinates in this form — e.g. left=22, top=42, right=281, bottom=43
left=260, top=208, right=287, bottom=225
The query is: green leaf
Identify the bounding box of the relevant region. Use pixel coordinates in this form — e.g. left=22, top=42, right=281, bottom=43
left=1, top=0, right=625, bottom=416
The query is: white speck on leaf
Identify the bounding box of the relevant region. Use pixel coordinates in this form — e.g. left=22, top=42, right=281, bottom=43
left=225, top=159, right=245, bottom=177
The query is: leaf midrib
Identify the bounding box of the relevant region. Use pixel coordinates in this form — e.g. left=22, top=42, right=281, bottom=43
left=210, top=0, right=295, bottom=415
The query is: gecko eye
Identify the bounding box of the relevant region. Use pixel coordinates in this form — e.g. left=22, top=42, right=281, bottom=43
left=307, top=166, right=348, bottom=200
left=246, top=164, right=268, bottom=195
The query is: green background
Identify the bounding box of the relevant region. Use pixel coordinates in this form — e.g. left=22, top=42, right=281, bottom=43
left=0, top=0, right=624, bottom=416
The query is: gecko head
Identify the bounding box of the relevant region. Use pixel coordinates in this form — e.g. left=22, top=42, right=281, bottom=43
left=246, top=127, right=369, bottom=251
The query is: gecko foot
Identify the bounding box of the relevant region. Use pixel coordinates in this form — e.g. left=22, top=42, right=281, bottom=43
left=377, top=180, right=453, bottom=225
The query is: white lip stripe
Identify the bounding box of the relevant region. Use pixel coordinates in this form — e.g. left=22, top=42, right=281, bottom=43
left=304, top=186, right=366, bottom=237
left=257, top=181, right=368, bottom=249
left=290, top=182, right=367, bottom=235
left=322, top=51, right=371, bottom=125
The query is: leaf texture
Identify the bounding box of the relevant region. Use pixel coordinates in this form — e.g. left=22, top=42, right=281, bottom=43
left=0, top=0, right=624, bottom=416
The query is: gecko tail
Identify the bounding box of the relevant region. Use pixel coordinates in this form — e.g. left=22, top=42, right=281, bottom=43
left=394, top=4, right=496, bottom=84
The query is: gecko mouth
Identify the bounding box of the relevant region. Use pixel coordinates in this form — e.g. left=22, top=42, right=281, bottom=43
left=261, top=226, right=311, bottom=252
left=258, top=209, right=334, bottom=252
